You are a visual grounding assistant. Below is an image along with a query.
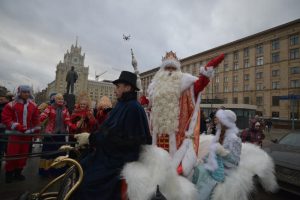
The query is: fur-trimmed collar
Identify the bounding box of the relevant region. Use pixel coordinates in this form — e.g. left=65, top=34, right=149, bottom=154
left=180, top=73, right=197, bottom=92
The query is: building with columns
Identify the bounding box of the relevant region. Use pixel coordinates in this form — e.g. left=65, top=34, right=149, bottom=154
left=140, top=19, right=300, bottom=124
left=45, top=42, right=116, bottom=105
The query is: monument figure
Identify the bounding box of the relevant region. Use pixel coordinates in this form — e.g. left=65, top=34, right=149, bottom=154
left=66, top=66, right=78, bottom=94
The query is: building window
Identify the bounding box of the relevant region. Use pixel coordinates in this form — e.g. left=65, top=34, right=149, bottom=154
left=224, top=63, right=229, bottom=71
left=214, top=85, right=219, bottom=92
left=233, top=75, right=238, bottom=82
left=215, top=67, right=219, bottom=73
left=271, top=52, right=280, bottom=63
left=244, top=74, right=249, bottom=81
left=290, top=34, right=299, bottom=46
left=244, top=59, right=249, bottom=68
left=272, top=81, right=280, bottom=89
left=256, top=96, right=263, bottom=106
left=244, top=97, right=250, bottom=104
left=271, top=39, right=280, bottom=50
left=290, top=66, right=300, bottom=74
left=244, top=47, right=249, bottom=57
left=256, top=56, right=264, bottom=66
left=272, top=69, right=280, bottom=77
left=244, top=84, right=249, bottom=91
left=256, top=43, right=264, bottom=54
left=233, top=51, right=239, bottom=60
left=290, top=48, right=299, bottom=60
left=233, top=86, right=238, bottom=92
left=224, top=98, right=228, bottom=104
left=224, top=54, right=228, bottom=63
left=272, top=96, right=280, bottom=106
left=256, top=72, right=263, bottom=79
left=256, top=83, right=263, bottom=90
left=224, top=86, right=229, bottom=92
left=233, top=97, right=238, bottom=104
left=224, top=76, right=229, bottom=83
left=215, top=76, right=220, bottom=83
left=290, top=112, right=299, bottom=120
left=291, top=80, right=300, bottom=88
left=233, top=62, right=239, bottom=70
left=272, top=112, right=280, bottom=118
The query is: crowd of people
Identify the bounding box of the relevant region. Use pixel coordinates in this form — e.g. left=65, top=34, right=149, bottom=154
left=0, top=51, right=274, bottom=199
left=0, top=85, right=114, bottom=183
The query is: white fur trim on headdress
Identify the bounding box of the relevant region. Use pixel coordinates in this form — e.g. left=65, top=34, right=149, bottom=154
left=215, top=109, right=237, bottom=129
left=200, top=66, right=214, bottom=78
left=161, top=59, right=181, bottom=69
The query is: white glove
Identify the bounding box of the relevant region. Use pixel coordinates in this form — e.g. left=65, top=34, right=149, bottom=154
left=59, top=145, right=74, bottom=151
left=215, top=143, right=230, bottom=157
left=74, top=132, right=90, bottom=147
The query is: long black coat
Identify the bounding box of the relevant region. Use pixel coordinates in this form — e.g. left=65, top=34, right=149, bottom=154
left=74, top=92, right=152, bottom=200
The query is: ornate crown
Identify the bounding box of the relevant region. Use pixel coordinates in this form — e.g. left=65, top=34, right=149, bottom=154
left=161, top=51, right=181, bottom=69
left=162, top=51, right=179, bottom=61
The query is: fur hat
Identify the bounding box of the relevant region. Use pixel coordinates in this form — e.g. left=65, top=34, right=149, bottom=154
left=160, top=51, right=181, bottom=70
left=215, top=109, right=237, bottom=129
left=17, top=85, right=31, bottom=95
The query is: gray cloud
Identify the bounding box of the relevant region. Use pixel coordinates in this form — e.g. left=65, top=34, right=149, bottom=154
left=0, top=0, right=299, bottom=92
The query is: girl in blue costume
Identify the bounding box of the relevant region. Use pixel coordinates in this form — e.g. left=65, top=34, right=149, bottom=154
left=192, top=109, right=242, bottom=200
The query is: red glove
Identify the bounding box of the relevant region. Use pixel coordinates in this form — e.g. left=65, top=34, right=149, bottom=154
left=205, top=53, right=225, bottom=69
left=15, top=124, right=27, bottom=133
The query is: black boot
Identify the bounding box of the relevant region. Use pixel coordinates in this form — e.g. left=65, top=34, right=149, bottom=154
left=5, top=171, right=14, bottom=183
left=14, top=168, right=26, bottom=181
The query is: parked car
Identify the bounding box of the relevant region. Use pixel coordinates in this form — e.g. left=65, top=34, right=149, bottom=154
left=263, top=131, right=300, bottom=195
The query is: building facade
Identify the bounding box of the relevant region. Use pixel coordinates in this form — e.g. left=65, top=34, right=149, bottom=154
left=140, top=19, right=300, bottom=121
left=45, top=42, right=116, bottom=105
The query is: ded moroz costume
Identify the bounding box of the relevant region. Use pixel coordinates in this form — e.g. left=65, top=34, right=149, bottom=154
left=148, top=51, right=224, bottom=177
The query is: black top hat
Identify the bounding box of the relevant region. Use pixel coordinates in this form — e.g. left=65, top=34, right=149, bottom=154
left=113, top=71, right=139, bottom=91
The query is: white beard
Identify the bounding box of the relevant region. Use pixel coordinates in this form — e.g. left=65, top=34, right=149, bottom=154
left=149, top=69, right=183, bottom=135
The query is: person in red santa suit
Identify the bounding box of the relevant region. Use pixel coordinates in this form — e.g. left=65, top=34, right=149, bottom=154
left=148, top=51, right=224, bottom=177
left=70, top=93, right=96, bottom=134
left=1, top=85, right=40, bottom=183
left=39, top=93, right=74, bottom=177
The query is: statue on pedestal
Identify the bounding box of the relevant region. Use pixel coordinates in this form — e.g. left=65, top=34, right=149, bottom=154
left=66, top=66, right=78, bottom=94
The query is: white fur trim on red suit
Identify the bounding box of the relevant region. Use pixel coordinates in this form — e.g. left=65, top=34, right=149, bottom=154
left=122, top=145, right=199, bottom=200
left=161, top=59, right=181, bottom=69
left=200, top=66, right=214, bottom=78
left=180, top=73, right=198, bottom=92
left=172, top=90, right=202, bottom=177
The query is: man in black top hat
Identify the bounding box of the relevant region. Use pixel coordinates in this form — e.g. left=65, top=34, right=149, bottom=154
left=74, top=71, right=152, bottom=200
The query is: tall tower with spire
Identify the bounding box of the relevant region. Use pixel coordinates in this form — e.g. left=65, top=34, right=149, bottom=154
left=46, top=40, right=116, bottom=105
left=53, top=39, right=89, bottom=95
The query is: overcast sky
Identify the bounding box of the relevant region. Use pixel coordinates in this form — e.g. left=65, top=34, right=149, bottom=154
left=0, top=0, right=299, bottom=92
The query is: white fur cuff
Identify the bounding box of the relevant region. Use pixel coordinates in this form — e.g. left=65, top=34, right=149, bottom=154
left=161, top=59, right=181, bottom=69
left=200, top=66, right=214, bottom=78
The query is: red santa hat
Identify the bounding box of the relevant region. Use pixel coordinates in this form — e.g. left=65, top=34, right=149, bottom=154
left=139, top=95, right=149, bottom=106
